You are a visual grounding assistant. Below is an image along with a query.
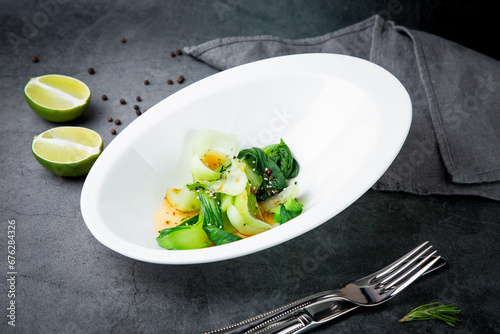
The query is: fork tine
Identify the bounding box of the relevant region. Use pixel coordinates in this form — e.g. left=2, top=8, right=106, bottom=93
left=369, top=241, right=430, bottom=282
left=378, top=246, right=435, bottom=287
left=384, top=251, right=441, bottom=295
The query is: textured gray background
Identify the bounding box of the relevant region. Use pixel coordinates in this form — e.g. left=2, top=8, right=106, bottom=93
left=1, top=1, right=498, bottom=333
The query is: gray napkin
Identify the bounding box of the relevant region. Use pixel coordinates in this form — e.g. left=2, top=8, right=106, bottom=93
left=184, top=15, right=500, bottom=201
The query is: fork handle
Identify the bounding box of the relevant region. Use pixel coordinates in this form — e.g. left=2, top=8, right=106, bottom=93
left=251, top=312, right=315, bottom=334
left=252, top=302, right=358, bottom=334
left=202, top=291, right=332, bottom=334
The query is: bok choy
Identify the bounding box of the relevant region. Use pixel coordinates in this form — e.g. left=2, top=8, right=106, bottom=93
left=156, top=128, right=302, bottom=250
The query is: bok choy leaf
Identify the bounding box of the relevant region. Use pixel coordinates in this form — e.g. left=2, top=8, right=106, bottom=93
left=203, top=226, right=242, bottom=245
left=270, top=197, right=303, bottom=224
left=195, top=185, right=243, bottom=245
left=262, top=139, right=299, bottom=179
left=237, top=147, right=287, bottom=201
left=156, top=220, right=212, bottom=250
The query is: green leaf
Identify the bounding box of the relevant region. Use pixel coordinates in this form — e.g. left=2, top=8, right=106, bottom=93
left=262, top=139, right=299, bottom=179
left=272, top=197, right=303, bottom=224
left=186, top=186, right=224, bottom=229
left=203, top=226, right=242, bottom=245
left=179, top=214, right=200, bottom=226
left=238, top=147, right=288, bottom=201
left=156, top=221, right=212, bottom=250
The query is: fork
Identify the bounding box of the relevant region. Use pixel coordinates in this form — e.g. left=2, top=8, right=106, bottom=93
left=204, top=241, right=444, bottom=334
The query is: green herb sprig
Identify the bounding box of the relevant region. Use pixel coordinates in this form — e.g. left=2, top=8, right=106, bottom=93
left=399, top=302, right=461, bottom=327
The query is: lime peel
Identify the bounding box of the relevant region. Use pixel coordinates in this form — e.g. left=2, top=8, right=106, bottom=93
left=32, top=126, right=103, bottom=177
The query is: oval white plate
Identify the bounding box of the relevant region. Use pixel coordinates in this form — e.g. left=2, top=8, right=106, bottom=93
left=80, top=54, right=411, bottom=264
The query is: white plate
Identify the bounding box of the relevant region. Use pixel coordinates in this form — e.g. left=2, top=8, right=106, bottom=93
left=80, top=54, right=411, bottom=264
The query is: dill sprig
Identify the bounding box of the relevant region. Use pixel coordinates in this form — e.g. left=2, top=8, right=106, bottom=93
left=399, top=302, right=461, bottom=327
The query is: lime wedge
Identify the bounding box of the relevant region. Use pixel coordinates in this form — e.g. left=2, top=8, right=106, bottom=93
left=24, top=74, right=91, bottom=122
left=32, top=126, right=103, bottom=177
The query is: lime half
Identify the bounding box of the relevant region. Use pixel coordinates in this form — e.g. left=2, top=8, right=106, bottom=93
left=24, top=74, right=91, bottom=122
left=32, top=126, right=103, bottom=177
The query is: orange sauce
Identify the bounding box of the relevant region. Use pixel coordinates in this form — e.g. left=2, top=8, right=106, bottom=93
left=234, top=231, right=250, bottom=239
left=261, top=209, right=276, bottom=225
left=154, top=198, right=199, bottom=233
left=201, top=151, right=229, bottom=171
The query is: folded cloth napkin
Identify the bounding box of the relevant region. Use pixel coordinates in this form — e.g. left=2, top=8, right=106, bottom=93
left=184, top=15, right=500, bottom=201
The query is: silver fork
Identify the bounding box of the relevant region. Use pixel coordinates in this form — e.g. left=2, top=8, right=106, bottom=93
left=204, top=241, right=445, bottom=334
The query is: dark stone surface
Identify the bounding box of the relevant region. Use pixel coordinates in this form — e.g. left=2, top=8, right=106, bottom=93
left=0, top=1, right=498, bottom=333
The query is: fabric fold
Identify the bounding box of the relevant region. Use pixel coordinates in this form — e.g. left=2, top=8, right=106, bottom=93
left=184, top=15, right=500, bottom=201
